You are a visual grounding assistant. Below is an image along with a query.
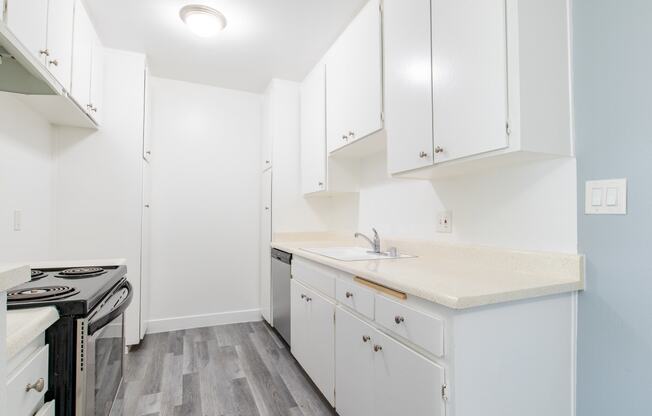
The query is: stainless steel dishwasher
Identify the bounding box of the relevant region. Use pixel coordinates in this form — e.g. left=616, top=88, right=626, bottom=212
left=271, top=248, right=292, bottom=345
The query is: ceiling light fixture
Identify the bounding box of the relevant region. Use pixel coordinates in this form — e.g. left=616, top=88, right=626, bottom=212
left=179, top=5, right=227, bottom=37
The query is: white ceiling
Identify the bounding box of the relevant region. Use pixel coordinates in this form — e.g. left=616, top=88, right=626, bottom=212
left=85, top=0, right=368, bottom=92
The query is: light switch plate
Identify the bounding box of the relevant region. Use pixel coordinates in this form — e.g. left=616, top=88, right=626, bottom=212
left=585, top=179, right=627, bottom=215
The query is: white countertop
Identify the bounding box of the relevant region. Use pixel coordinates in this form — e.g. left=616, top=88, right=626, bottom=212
left=6, top=307, right=59, bottom=359
left=0, top=264, right=30, bottom=292
left=272, top=234, right=584, bottom=309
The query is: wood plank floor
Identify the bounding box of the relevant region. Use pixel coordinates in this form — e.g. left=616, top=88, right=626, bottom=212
left=109, top=321, right=336, bottom=416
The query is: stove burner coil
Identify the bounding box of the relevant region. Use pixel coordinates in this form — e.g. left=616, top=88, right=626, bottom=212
left=58, top=267, right=106, bottom=278
left=31, top=269, right=46, bottom=280
left=8, top=286, right=79, bottom=301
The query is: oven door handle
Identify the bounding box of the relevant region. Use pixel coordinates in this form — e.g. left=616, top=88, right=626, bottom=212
left=88, top=280, right=133, bottom=336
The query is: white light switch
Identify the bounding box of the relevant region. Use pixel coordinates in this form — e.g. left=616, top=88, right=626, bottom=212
left=13, top=210, right=21, bottom=231
left=585, top=179, right=627, bottom=215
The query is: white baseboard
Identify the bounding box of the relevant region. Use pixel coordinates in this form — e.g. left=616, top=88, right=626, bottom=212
left=146, top=308, right=262, bottom=334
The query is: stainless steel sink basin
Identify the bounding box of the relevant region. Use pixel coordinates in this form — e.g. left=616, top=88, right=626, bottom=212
left=300, top=247, right=414, bottom=262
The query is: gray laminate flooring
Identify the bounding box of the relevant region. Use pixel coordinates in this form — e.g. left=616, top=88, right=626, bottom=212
left=109, top=321, right=336, bottom=416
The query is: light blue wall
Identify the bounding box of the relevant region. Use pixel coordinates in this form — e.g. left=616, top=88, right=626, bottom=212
left=574, top=0, right=652, bottom=414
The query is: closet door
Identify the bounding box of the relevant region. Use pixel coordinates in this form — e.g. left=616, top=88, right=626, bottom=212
left=259, top=169, right=272, bottom=323
left=431, top=0, right=509, bottom=163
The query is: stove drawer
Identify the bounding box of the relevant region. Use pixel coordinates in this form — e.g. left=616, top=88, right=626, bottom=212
left=7, top=344, right=49, bottom=416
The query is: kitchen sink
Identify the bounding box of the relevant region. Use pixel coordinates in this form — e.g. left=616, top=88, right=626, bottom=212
left=300, top=246, right=414, bottom=262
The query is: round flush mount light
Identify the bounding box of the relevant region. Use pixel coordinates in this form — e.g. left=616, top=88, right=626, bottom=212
left=179, top=5, right=227, bottom=37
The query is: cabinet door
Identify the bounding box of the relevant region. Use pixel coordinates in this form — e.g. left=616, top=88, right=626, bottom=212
left=45, top=0, right=75, bottom=91
left=304, top=285, right=335, bottom=405
left=373, top=329, right=446, bottom=416
left=5, top=0, right=48, bottom=62
left=261, top=90, right=273, bottom=170
left=259, top=169, right=272, bottom=323
left=143, top=65, right=152, bottom=161
left=326, top=0, right=382, bottom=153
left=300, top=63, right=326, bottom=194
left=290, top=279, right=308, bottom=368
left=384, top=0, right=434, bottom=174
left=70, top=0, right=93, bottom=112
left=140, top=160, right=151, bottom=339
left=335, top=307, right=374, bottom=416
left=88, top=33, right=104, bottom=123
left=431, top=0, right=509, bottom=163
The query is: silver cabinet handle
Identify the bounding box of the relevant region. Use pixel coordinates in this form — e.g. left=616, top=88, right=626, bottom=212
left=434, top=146, right=444, bottom=154
left=39, top=49, right=50, bottom=57
left=265, top=160, right=270, bottom=164
left=318, top=182, right=323, bottom=187
left=419, top=151, right=428, bottom=158
left=394, top=316, right=405, bottom=324
left=341, top=134, right=349, bottom=141
left=300, top=294, right=306, bottom=299
left=25, top=378, right=45, bottom=393
left=373, top=344, right=383, bottom=352
left=49, top=59, right=59, bottom=66
left=305, top=297, right=312, bottom=302
left=348, top=131, right=355, bottom=138
left=144, top=204, right=150, bottom=208
left=146, top=150, right=151, bottom=155
left=91, top=106, right=98, bottom=113
left=264, top=206, right=270, bottom=210
left=362, top=335, right=371, bottom=343
left=345, top=291, right=353, bottom=298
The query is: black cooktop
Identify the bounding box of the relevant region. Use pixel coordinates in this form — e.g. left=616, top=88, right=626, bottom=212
left=7, top=264, right=127, bottom=317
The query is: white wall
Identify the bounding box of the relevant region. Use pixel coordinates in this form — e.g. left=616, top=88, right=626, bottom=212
left=51, top=49, right=146, bottom=344
left=356, top=153, right=577, bottom=253
left=147, top=77, right=262, bottom=332
left=0, top=93, right=53, bottom=262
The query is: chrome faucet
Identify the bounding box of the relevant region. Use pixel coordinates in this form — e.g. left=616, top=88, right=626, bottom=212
left=355, top=228, right=381, bottom=254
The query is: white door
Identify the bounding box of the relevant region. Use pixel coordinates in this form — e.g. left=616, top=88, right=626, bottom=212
left=431, top=0, right=509, bottom=163
left=384, top=0, right=434, bottom=174
left=326, top=0, right=382, bottom=153
left=259, top=169, right=272, bottom=323
left=140, top=160, right=151, bottom=339
left=335, top=307, right=374, bottom=416
left=45, top=0, right=74, bottom=91
left=373, top=329, right=446, bottom=416
left=300, top=63, right=326, bottom=194
left=306, top=286, right=335, bottom=405
left=142, top=65, right=152, bottom=161
left=88, top=33, right=104, bottom=124
left=5, top=0, right=48, bottom=62
left=70, top=0, right=93, bottom=112
left=261, top=90, right=273, bottom=170
left=290, top=279, right=308, bottom=368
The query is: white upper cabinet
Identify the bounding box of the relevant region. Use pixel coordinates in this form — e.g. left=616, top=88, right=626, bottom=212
left=88, top=32, right=104, bottom=123
left=5, top=0, right=74, bottom=90
left=46, top=0, right=75, bottom=91
left=4, top=0, right=49, bottom=63
left=71, top=0, right=93, bottom=112
left=431, top=0, right=508, bottom=163
left=384, top=0, right=434, bottom=174
left=326, top=0, right=382, bottom=153
left=384, top=0, right=573, bottom=177
left=300, top=63, right=327, bottom=194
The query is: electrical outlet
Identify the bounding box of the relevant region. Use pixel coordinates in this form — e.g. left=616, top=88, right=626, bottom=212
left=437, top=210, right=452, bottom=233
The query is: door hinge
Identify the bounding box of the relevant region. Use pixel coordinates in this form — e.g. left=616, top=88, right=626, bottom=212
left=3, top=0, right=8, bottom=21
left=379, top=1, right=383, bottom=13
left=380, top=111, right=385, bottom=122
left=506, top=121, right=512, bottom=136
left=441, top=384, right=449, bottom=401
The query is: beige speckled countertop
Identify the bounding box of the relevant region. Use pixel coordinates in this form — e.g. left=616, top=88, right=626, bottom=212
left=6, top=307, right=59, bottom=359
left=272, top=233, right=584, bottom=309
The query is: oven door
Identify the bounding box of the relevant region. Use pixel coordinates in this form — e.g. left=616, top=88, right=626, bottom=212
left=76, top=279, right=133, bottom=416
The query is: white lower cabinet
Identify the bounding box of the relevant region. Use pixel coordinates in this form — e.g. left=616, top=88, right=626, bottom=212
left=34, top=400, right=55, bottom=416
left=290, top=279, right=335, bottom=405
left=336, top=307, right=445, bottom=416
left=7, top=344, right=49, bottom=416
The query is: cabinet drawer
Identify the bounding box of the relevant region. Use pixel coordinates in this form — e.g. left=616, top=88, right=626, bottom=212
left=292, top=257, right=337, bottom=298
left=35, top=400, right=56, bottom=416
left=7, top=344, right=49, bottom=416
left=375, top=296, right=444, bottom=357
left=336, top=278, right=375, bottom=319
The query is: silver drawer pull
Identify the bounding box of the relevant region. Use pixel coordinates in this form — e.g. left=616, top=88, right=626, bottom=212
left=362, top=335, right=371, bottom=343
left=345, top=291, right=353, bottom=298
left=25, top=378, right=45, bottom=393
left=305, top=297, right=312, bottom=302
left=300, top=294, right=306, bottom=299
left=394, top=316, right=405, bottom=324
left=373, top=344, right=383, bottom=352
